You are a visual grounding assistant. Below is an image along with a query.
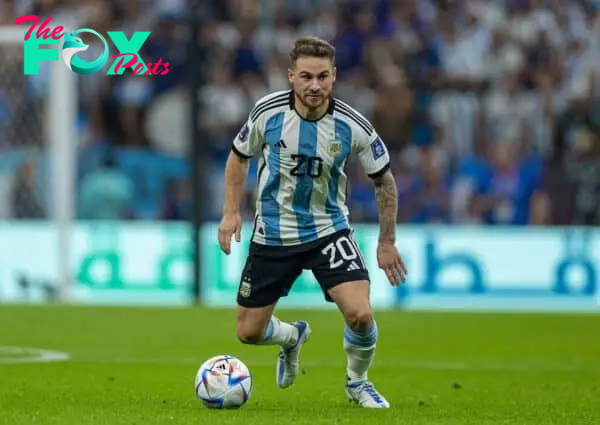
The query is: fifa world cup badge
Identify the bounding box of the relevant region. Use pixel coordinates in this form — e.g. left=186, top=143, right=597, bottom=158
left=237, top=123, right=250, bottom=143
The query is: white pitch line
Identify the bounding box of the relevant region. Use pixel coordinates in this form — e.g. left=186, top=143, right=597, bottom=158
left=2, top=347, right=597, bottom=373
left=0, top=346, right=70, bottom=364
left=64, top=356, right=600, bottom=373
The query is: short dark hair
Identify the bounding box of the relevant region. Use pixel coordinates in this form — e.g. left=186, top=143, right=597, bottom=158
left=289, top=36, right=335, bottom=67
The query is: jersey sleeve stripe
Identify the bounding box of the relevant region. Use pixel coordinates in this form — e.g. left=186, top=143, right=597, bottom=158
left=257, top=151, right=267, bottom=183
left=249, top=93, right=290, bottom=121
left=250, top=91, right=289, bottom=111
left=232, top=144, right=253, bottom=159
left=250, top=93, right=288, bottom=118
left=335, top=107, right=373, bottom=136
left=367, top=162, right=390, bottom=179
left=249, top=99, right=289, bottom=123
left=334, top=101, right=374, bottom=134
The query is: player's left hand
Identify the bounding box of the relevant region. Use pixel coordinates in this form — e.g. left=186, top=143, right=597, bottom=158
left=376, top=242, right=407, bottom=286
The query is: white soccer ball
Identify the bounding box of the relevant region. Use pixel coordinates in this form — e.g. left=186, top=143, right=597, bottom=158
left=194, top=355, right=253, bottom=409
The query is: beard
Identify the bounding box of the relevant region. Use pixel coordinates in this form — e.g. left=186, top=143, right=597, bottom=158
left=298, top=90, right=329, bottom=110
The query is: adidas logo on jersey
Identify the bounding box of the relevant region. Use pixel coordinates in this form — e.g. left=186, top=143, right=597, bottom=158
left=346, top=261, right=360, bottom=271
left=256, top=220, right=265, bottom=235
left=274, top=139, right=287, bottom=149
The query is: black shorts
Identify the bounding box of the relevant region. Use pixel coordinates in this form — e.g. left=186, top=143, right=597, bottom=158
left=237, top=228, right=370, bottom=308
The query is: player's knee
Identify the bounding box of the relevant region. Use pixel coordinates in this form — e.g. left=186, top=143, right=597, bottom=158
left=345, top=308, right=374, bottom=333
left=236, top=324, right=263, bottom=345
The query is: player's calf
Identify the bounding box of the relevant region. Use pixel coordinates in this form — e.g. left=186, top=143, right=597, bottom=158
left=237, top=313, right=299, bottom=348
left=236, top=326, right=265, bottom=345
left=237, top=313, right=311, bottom=389
left=236, top=304, right=274, bottom=344
left=328, top=283, right=378, bottom=384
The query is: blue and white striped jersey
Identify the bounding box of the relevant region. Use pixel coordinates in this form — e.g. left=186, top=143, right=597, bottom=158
left=232, top=90, right=390, bottom=246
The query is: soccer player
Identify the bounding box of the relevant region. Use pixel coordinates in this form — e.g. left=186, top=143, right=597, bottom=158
left=217, top=36, right=407, bottom=408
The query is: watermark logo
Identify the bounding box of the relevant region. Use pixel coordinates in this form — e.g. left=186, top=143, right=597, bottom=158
left=16, top=15, right=171, bottom=76
left=62, top=29, right=108, bottom=75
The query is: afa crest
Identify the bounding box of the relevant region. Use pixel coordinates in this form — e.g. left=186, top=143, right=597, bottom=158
left=329, top=140, right=342, bottom=155
left=239, top=281, right=252, bottom=298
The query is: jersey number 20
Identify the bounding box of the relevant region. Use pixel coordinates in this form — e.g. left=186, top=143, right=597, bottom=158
left=291, top=154, right=323, bottom=178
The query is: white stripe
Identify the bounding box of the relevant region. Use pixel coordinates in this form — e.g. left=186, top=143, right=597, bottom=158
left=253, top=153, right=269, bottom=244
left=0, top=346, right=70, bottom=364
left=0, top=27, right=25, bottom=44
left=335, top=99, right=373, bottom=131
left=313, top=118, right=339, bottom=240
left=253, top=90, right=290, bottom=109
left=315, top=226, right=337, bottom=241
left=60, top=356, right=600, bottom=373
left=280, top=114, right=301, bottom=244
left=313, top=118, right=335, bottom=235
left=336, top=160, right=349, bottom=223
left=349, top=231, right=367, bottom=269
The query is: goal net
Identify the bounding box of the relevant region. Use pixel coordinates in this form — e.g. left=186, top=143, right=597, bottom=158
left=0, top=25, right=78, bottom=303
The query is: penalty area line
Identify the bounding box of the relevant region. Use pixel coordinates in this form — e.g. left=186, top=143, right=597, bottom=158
left=0, top=346, right=70, bottom=364
left=70, top=356, right=600, bottom=373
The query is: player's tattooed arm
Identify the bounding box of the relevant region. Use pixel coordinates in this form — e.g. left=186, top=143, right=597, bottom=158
left=372, top=169, right=406, bottom=285
left=372, top=170, right=398, bottom=243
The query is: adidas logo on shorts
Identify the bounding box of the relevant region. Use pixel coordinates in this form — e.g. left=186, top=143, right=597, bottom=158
left=346, top=261, right=360, bottom=271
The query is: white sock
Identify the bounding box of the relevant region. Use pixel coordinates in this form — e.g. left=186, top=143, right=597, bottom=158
left=343, top=321, right=378, bottom=383
left=260, top=316, right=298, bottom=349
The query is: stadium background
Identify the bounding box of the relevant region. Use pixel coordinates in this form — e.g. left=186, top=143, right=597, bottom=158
left=0, top=0, right=599, bottom=311
left=1, top=2, right=599, bottom=424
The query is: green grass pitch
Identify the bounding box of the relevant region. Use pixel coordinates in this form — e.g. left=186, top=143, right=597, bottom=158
left=0, top=305, right=599, bottom=425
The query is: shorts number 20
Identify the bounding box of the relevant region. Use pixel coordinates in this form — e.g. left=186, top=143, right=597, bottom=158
left=321, top=236, right=359, bottom=269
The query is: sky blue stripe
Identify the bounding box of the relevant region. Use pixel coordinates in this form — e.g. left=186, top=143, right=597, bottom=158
left=263, top=319, right=274, bottom=340
left=260, top=112, right=285, bottom=245
left=344, top=331, right=377, bottom=347
left=344, top=322, right=378, bottom=347
left=343, top=327, right=377, bottom=341
left=326, top=118, right=351, bottom=231
left=293, top=120, right=317, bottom=243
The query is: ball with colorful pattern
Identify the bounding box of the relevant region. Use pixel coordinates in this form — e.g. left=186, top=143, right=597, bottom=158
left=194, top=355, right=252, bottom=409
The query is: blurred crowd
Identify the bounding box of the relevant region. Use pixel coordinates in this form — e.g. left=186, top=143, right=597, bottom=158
left=0, top=0, right=599, bottom=225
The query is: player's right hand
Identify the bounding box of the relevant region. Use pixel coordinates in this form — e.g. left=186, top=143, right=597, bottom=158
left=218, top=213, right=242, bottom=255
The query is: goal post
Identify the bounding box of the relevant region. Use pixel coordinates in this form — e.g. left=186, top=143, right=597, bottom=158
left=0, top=25, right=78, bottom=302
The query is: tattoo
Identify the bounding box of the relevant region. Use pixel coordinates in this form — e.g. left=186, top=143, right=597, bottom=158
left=373, top=170, right=398, bottom=243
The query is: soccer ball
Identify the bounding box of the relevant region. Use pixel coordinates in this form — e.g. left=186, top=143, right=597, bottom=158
left=194, top=355, right=252, bottom=409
